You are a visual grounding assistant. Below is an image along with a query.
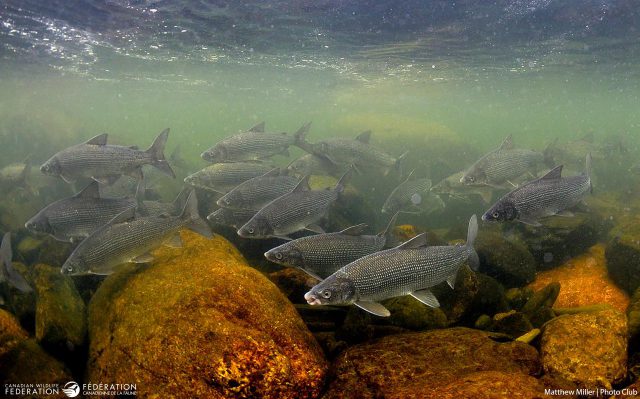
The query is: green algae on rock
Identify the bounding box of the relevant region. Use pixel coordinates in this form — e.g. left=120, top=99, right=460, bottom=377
left=606, top=221, right=640, bottom=295
left=475, top=228, right=537, bottom=287
left=521, top=282, right=560, bottom=327
left=540, top=306, right=627, bottom=390
left=87, top=230, right=327, bottom=399
left=323, top=327, right=541, bottom=399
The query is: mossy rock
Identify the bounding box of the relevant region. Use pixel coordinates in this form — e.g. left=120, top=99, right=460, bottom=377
left=434, top=370, right=548, bottom=399
left=627, top=286, right=640, bottom=352
left=540, top=306, right=627, bottom=390
left=490, top=310, right=534, bottom=338
left=381, top=296, right=448, bottom=331
left=475, top=229, right=536, bottom=288
left=522, top=282, right=560, bottom=327
left=505, top=287, right=534, bottom=310
left=16, top=234, right=73, bottom=267
left=87, top=230, right=327, bottom=399
left=606, top=231, right=640, bottom=295
left=34, top=264, right=86, bottom=357
left=0, top=262, right=36, bottom=332
left=323, top=327, right=541, bottom=399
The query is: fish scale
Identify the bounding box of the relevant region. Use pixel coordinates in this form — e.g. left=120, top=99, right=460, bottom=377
left=262, top=190, right=337, bottom=233
left=58, top=145, right=151, bottom=176
left=184, top=162, right=274, bottom=193
left=203, top=131, right=296, bottom=162
left=321, top=138, right=396, bottom=168
left=218, top=174, right=300, bottom=210
left=341, top=245, right=471, bottom=301
left=480, top=149, right=543, bottom=183
left=383, top=177, right=432, bottom=213
left=508, top=174, right=590, bottom=218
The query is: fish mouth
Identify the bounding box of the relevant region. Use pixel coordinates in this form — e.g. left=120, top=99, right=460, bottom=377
left=304, top=292, right=322, bottom=306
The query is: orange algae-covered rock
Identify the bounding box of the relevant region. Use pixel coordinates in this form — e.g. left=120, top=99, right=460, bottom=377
left=323, top=327, right=541, bottom=399
left=87, top=230, right=327, bottom=399
left=528, top=244, right=629, bottom=312
left=434, top=371, right=549, bottom=399
left=540, top=306, right=627, bottom=390
left=0, top=308, right=28, bottom=358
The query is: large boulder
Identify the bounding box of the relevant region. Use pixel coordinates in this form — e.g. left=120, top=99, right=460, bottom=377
left=87, top=230, right=327, bottom=399
left=540, top=306, right=627, bottom=390
left=606, top=220, right=640, bottom=295
left=323, top=327, right=541, bottom=399
left=475, top=228, right=537, bottom=287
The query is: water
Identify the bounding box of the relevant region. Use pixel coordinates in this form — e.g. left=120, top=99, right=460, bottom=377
left=1, top=1, right=640, bottom=397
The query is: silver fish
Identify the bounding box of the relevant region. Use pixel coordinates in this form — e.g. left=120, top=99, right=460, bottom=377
left=40, top=129, right=175, bottom=184
left=431, top=171, right=494, bottom=204
left=460, top=135, right=548, bottom=187
left=0, top=157, right=32, bottom=193
left=264, top=213, right=398, bottom=279
left=61, top=190, right=212, bottom=276
left=287, top=153, right=347, bottom=177
left=237, top=170, right=351, bottom=240
left=216, top=168, right=301, bottom=211
left=207, top=208, right=256, bottom=229
left=138, top=187, right=191, bottom=217
left=201, top=122, right=310, bottom=163
left=25, top=181, right=137, bottom=243
left=304, top=215, right=479, bottom=317
left=0, top=233, right=32, bottom=292
left=184, top=162, right=274, bottom=194
left=304, top=130, right=406, bottom=175
left=382, top=170, right=442, bottom=214
left=482, top=154, right=592, bottom=227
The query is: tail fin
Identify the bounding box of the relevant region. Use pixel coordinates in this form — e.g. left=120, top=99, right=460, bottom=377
left=380, top=212, right=399, bottom=248
left=466, top=214, right=479, bottom=271
left=146, top=128, right=176, bottom=178
left=1, top=233, right=32, bottom=292
left=542, top=139, right=557, bottom=168
left=293, top=122, right=313, bottom=153
left=180, top=190, right=213, bottom=238
left=334, top=168, right=352, bottom=194
left=395, top=151, right=409, bottom=177
left=585, top=153, right=593, bottom=194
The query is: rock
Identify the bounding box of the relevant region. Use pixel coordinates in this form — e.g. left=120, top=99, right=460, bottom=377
left=475, top=229, right=537, bottom=287
left=335, top=306, right=374, bottom=344
left=382, top=296, right=448, bottom=331
left=606, top=221, right=640, bottom=295
left=434, top=371, right=548, bottom=399
left=0, top=309, right=71, bottom=395
left=521, top=282, right=560, bottom=327
left=505, top=287, right=533, bottom=310
left=529, top=244, right=629, bottom=312
left=490, top=310, right=534, bottom=338
left=432, top=265, right=479, bottom=324
left=540, top=306, right=627, bottom=390
left=34, top=264, right=86, bottom=357
left=474, top=314, right=491, bottom=330
left=461, top=273, right=510, bottom=325
left=88, top=230, right=327, bottom=399
left=627, top=287, right=640, bottom=352
left=313, top=332, right=348, bottom=360
left=323, top=327, right=541, bottom=399
left=268, top=267, right=317, bottom=304
left=0, top=261, right=36, bottom=332
left=16, top=234, right=73, bottom=268
left=518, top=211, right=608, bottom=270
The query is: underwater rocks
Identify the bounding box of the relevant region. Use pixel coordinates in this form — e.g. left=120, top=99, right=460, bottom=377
left=0, top=309, right=71, bottom=393
left=323, top=327, right=541, bottom=399
left=529, top=244, right=629, bottom=312
left=16, top=234, right=73, bottom=268
left=606, top=218, right=640, bottom=295
left=540, top=306, right=627, bottom=390
left=87, top=230, right=327, bottom=399
left=475, top=228, right=536, bottom=288
left=521, top=282, right=560, bottom=328
left=34, top=264, right=86, bottom=356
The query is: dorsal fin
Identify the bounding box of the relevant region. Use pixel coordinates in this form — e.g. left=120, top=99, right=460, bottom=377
left=248, top=122, right=265, bottom=133
left=403, top=169, right=416, bottom=183
left=261, top=168, right=281, bottom=178
left=355, top=130, right=371, bottom=144
left=395, top=233, right=427, bottom=250
left=292, top=175, right=310, bottom=192
left=539, top=165, right=563, bottom=180
left=75, top=181, right=101, bottom=199
left=106, top=207, right=136, bottom=226
left=85, top=133, right=108, bottom=145
left=339, top=223, right=368, bottom=236
left=498, top=134, right=514, bottom=151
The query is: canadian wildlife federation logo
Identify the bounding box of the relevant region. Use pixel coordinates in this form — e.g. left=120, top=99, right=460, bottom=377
left=62, top=381, right=80, bottom=398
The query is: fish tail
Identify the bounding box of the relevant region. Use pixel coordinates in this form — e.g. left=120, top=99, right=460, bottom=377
left=585, top=152, right=593, bottom=194
left=293, top=122, right=313, bottom=153
left=542, top=139, right=556, bottom=168
left=1, top=233, right=32, bottom=292
left=335, top=167, right=352, bottom=194
left=180, top=190, right=213, bottom=238
left=146, top=128, right=176, bottom=178
left=380, top=212, right=399, bottom=247
left=466, top=214, right=480, bottom=271
left=395, top=151, right=409, bottom=177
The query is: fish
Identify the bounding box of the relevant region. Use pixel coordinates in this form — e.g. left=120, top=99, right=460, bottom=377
left=184, top=162, right=274, bottom=194
left=0, top=233, right=33, bottom=292
left=460, top=135, right=550, bottom=188
left=264, top=213, right=398, bottom=280
left=303, top=215, right=479, bottom=317
left=216, top=168, right=301, bottom=211
left=25, top=181, right=138, bottom=243
left=40, top=129, right=175, bottom=184
left=61, top=190, right=212, bottom=276
left=431, top=171, right=494, bottom=204
left=237, top=170, right=351, bottom=240
left=546, top=133, right=624, bottom=169
left=138, top=187, right=192, bottom=216
left=482, top=154, right=592, bottom=227
left=206, top=207, right=256, bottom=229
left=382, top=170, right=443, bottom=214
left=286, top=153, right=347, bottom=177
left=0, top=157, right=32, bottom=193
left=303, top=130, right=406, bottom=175
left=201, top=122, right=310, bottom=163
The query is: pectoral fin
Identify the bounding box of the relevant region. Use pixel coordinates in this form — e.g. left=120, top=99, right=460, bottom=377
left=305, top=224, right=325, bottom=234
left=519, top=218, right=543, bottom=227
left=164, top=234, right=183, bottom=248
left=446, top=273, right=457, bottom=289
left=410, top=289, right=440, bottom=308
left=555, top=210, right=574, bottom=217
left=355, top=301, right=390, bottom=317
left=131, top=253, right=154, bottom=263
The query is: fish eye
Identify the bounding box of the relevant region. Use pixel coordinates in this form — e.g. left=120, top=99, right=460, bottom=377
left=275, top=253, right=283, bottom=260
left=492, top=211, right=500, bottom=218
left=66, top=265, right=73, bottom=272
left=321, top=290, right=331, bottom=299
left=248, top=228, right=255, bottom=234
